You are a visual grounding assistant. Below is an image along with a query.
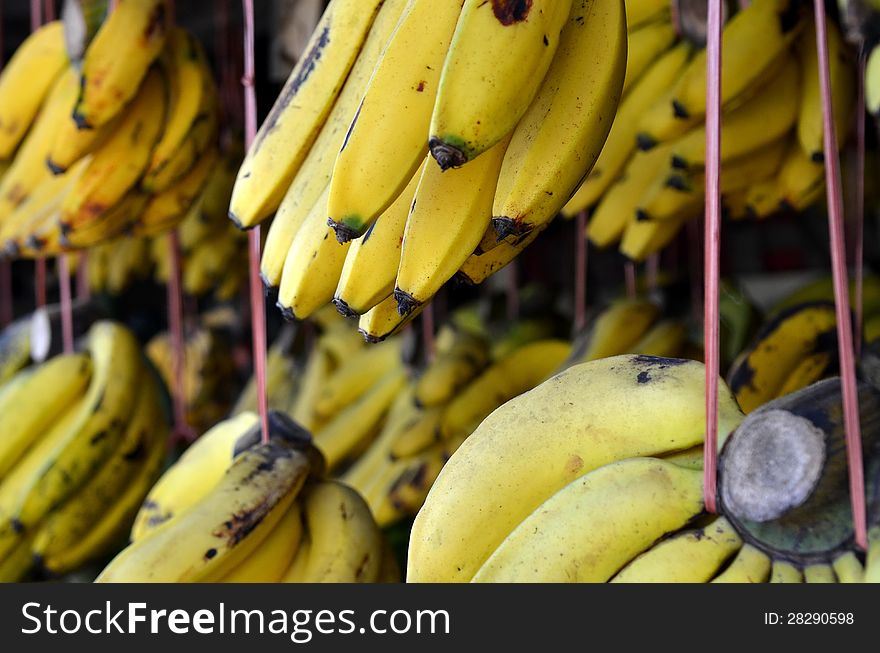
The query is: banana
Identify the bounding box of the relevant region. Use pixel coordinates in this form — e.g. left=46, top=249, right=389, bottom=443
left=428, top=0, right=572, bottom=169
left=315, top=339, right=403, bottom=419
left=289, top=347, right=334, bottom=433
left=471, top=458, right=704, bottom=582
left=439, top=339, right=572, bottom=440
left=625, top=0, right=670, bottom=29
left=569, top=299, right=659, bottom=363
left=711, top=544, right=772, bottom=583
left=669, top=0, right=803, bottom=123
left=0, top=319, right=32, bottom=384
left=219, top=502, right=303, bottom=583
left=831, top=551, right=864, bottom=583
left=276, top=184, right=351, bottom=320
left=620, top=213, right=690, bottom=262
left=97, top=440, right=313, bottom=582
left=294, top=480, right=382, bottom=583
left=359, top=294, right=424, bottom=343
left=623, top=19, right=677, bottom=95
left=73, top=0, right=171, bottom=129
left=863, top=526, right=880, bottom=583
left=129, top=146, right=219, bottom=238
left=587, top=143, right=674, bottom=247
left=775, top=351, right=833, bottom=397
left=31, top=370, right=165, bottom=575
left=0, top=353, right=92, bottom=478
left=0, top=68, right=78, bottom=223
left=315, top=368, right=407, bottom=470
left=182, top=231, right=241, bottom=295
left=61, top=68, right=168, bottom=235
left=414, top=330, right=489, bottom=408
left=46, top=107, right=120, bottom=177
left=661, top=445, right=705, bottom=470
left=776, top=139, right=826, bottom=211
left=60, top=191, right=151, bottom=251
left=0, top=21, right=67, bottom=159
left=326, top=0, right=465, bottom=240
left=456, top=226, right=545, bottom=285
left=229, top=0, right=388, bottom=227
left=803, top=563, right=837, bottom=583
left=770, top=560, right=804, bottom=583
left=627, top=319, right=687, bottom=358
left=386, top=434, right=466, bottom=522
left=610, top=516, right=743, bottom=582
left=796, top=16, right=855, bottom=162
left=562, top=42, right=692, bottom=216
left=281, top=534, right=311, bottom=583
left=490, top=0, right=627, bottom=242
left=388, top=406, right=445, bottom=460
left=142, top=27, right=212, bottom=191
left=727, top=302, right=838, bottom=413
left=407, top=354, right=744, bottom=582
left=0, top=322, right=141, bottom=560
left=333, top=161, right=425, bottom=317
left=0, top=533, right=34, bottom=582
left=867, top=41, right=880, bottom=116
left=395, top=135, right=511, bottom=316
left=130, top=412, right=259, bottom=542
left=263, top=0, right=409, bottom=287
left=668, top=55, right=800, bottom=170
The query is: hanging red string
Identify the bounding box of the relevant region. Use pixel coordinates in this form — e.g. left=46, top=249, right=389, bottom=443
left=574, top=211, right=588, bottom=332
left=43, top=0, right=54, bottom=22
left=76, top=253, right=90, bottom=300
left=853, top=52, right=866, bottom=357
left=57, top=255, right=74, bottom=354
left=702, top=0, right=723, bottom=515
left=624, top=261, right=637, bottom=299
left=30, top=0, right=41, bottom=31
left=814, top=0, right=867, bottom=550
left=34, top=259, right=46, bottom=308
left=241, top=0, right=269, bottom=444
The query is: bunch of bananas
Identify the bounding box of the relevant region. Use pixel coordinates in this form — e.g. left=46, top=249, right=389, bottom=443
left=0, top=0, right=222, bottom=256
left=146, top=323, right=240, bottom=434
left=562, top=0, right=856, bottom=261
left=0, top=321, right=168, bottom=581
left=727, top=274, right=880, bottom=413
left=109, top=411, right=398, bottom=583
left=408, top=353, right=879, bottom=582
left=86, top=236, right=153, bottom=295
left=233, top=0, right=626, bottom=329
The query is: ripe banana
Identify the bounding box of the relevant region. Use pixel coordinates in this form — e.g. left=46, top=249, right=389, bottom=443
left=471, top=458, right=704, bottom=582
left=97, top=440, right=313, bottom=582
left=395, top=135, right=511, bottom=316
left=359, top=294, right=424, bottom=343
left=711, top=544, right=772, bottom=583
left=258, top=0, right=408, bottom=283
left=333, top=161, right=425, bottom=317
left=229, top=0, right=388, bottom=227
left=74, top=0, right=171, bottom=129
left=428, top=0, right=571, bottom=169
left=314, top=339, right=403, bottom=419
left=456, top=226, right=544, bottom=285
left=408, top=354, right=744, bottom=582
left=219, top=502, right=303, bottom=583
left=770, top=560, right=804, bottom=583
left=414, top=330, right=489, bottom=408
left=610, top=516, right=743, bottom=582
left=832, top=551, right=865, bottom=583
left=622, top=18, right=677, bottom=95
left=326, top=0, right=465, bottom=240
left=569, top=298, right=659, bottom=363
left=0, top=21, right=67, bottom=159
left=491, top=0, right=627, bottom=242
left=627, top=319, right=687, bottom=358
left=626, top=0, right=670, bottom=29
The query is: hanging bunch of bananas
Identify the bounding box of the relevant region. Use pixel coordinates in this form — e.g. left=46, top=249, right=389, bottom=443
left=86, top=236, right=154, bottom=295
left=0, top=1, right=223, bottom=256
left=561, top=0, right=856, bottom=262
left=112, top=411, right=399, bottom=583
left=407, top=353, right=880, bottom=582
left=146, top=324, right=240, bottom=434
left=0, top=321, right=169, bottom=581
left=232, top=0, right=626, bottom=330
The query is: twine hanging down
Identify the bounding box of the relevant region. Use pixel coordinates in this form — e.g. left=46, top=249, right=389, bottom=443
left=814, top=0, right=867, bottom=550
left=702, top=0, right=723, bottom=514
left=241, top=0, right=269, bottom=444
left=853, top=52, right=866, bottom=356
left=57, top=256, right=73, bottom=354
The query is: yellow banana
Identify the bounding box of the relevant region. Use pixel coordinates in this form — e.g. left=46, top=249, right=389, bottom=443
left=803, top=563, right=837, bottom=583
left=627, top=319, right=687, bottom=358
left=428, top=0, right=572, bottom=168
left=563, top=41, right=692, bottom=216
left=491, top=0, right=627, bottom=242
left=219, top=502, right=303, bottom=583
left=229, top=0, right=388, bottom=227
left=611, top=516, right=743, bottom=582
left=0, top=21, right=67, bottom=159
left=776, top=138, right=827, bottom=211
left=619, top=213, right=692, bottom=262
left=622, top=19, right=677, bottom=95
left=61, top=68, right=168, bottom=235
left=333, top=161, right=425, bottom=317
left=414, top=330, right=489, bottom=408
left=471, top=458, right=704, bottom=582
left=359, top=294, right=424, bottom=343
left=625, top=0, right=670, bottom=29
left=832, top=551, right=864, bottom=583
left=74, top=0, right=172, bottom=129
left=314, top=339, right=403, bottom=419
left=711, top=544, right=772, bottom=583
left=570, top=298, right=659, bottom=362
left=456, top=226, right=545, bottom=285
left=770, top=560, right=804, bottom=583
left=327, top=0, right=465, bottom=240
left=395, top=135, right=511, bottom=316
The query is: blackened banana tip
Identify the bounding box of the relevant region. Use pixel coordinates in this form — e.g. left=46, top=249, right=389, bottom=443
left=671, top=99, right=689, bottom=120
left=635, top=133, right=657, bottom=151
left=328, top=218, right=359, bottom=244
left=393, top=288, right=420, bottom=317
left=491, top=216, right=518, bottom=242
left=332, top=297, right=358, bottom=319
left=429, top=137, right=466, bottom=171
